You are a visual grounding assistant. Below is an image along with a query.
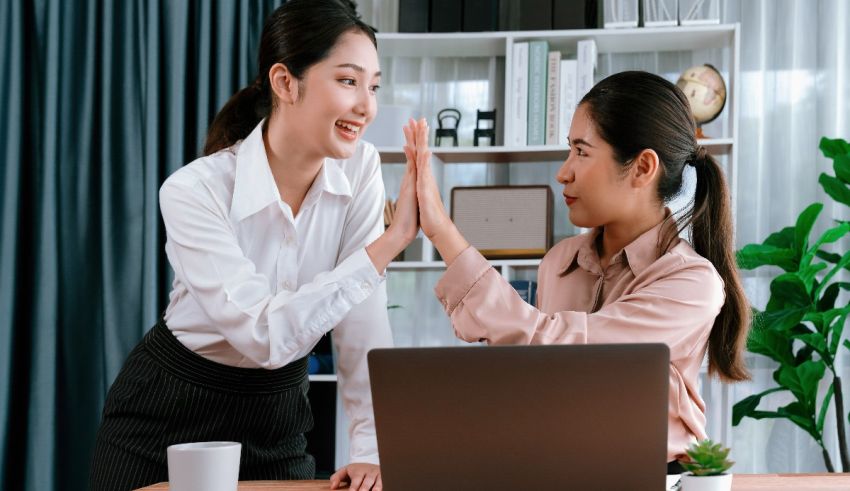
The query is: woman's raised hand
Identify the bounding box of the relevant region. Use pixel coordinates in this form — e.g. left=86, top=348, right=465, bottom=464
left=403, top=118, right=469, bottom=266
left=403, top=118, right=450, bottom=241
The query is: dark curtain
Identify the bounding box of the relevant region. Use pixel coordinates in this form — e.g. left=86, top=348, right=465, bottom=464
left=0, top=1, right=284, bottom=489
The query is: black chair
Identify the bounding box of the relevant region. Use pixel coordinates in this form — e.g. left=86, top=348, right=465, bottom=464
left=435, top=108, right=461, bottom=147
left=473, top=109, right=497, bottom=146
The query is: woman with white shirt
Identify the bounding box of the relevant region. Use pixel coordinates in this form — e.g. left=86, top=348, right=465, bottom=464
left=89, top=2, right=421, bottom=490
left=408, top=71, right=750, bottom=474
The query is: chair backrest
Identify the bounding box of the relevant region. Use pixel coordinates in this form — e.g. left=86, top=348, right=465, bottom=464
left=475, top=109, right=496, bottom=129
left=437, top=108, right=461, bottom=129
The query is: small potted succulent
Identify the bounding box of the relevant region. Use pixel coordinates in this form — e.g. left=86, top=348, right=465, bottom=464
left=678, top=439, right=734, bottom=491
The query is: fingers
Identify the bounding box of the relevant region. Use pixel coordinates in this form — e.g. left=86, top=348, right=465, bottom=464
left=329, top=468, right=348, bottom=489
left=374, top=473, right=383, bottom=491
left=356, top=472, right=378, bottom=491
left=349, top=471, right=366, bottom=490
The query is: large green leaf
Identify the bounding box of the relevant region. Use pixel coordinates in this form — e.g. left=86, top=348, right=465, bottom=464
left=802, top=221, right=850, bottom=267
left=748, top=318, right=797, bottom=365
left=737, top=244, right=797, bottom=271
left=819, top=174, right=850, bottom=208
left=817, top=282, right=841, bottom=311
left=792, top=332, right=827, bottom=358
left=816, top=250, right=842, bottom=264
left=820, top=137, right=850, bottom=159
left=776, top=361, right=826, bottom=408
left=732, top=387, right=786, bottom=426
left=769, top=273, right=812, bottom=309
left=800, top=263, right=828, bottom=293
left=833, top=154, right=850, bottom=184
left=764, top=226, right=796, bottom=249
left=814, top=250, right=850, bottom=300
left=794, top=203, right=823, bottom=254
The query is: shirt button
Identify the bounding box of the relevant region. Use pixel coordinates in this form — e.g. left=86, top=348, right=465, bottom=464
left=283, top=281, right=293, bottom=290
left=360, top=281, right=371, bottom=291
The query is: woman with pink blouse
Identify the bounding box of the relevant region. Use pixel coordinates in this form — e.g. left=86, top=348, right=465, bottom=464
left=405, top=71, right=750, bottom=473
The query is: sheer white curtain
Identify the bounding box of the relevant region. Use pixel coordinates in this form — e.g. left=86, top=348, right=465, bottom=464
left=718, top=0, right=850, bottom=474
left=360, top=0, right=850, bottom=473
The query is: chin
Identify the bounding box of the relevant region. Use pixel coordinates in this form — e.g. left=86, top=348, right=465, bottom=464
left=568, top=210, right=596, bottom=230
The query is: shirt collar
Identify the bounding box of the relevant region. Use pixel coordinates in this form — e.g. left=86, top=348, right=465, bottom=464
left=230, top=120, right=353, bottom=222
left=559, top=210, right=677, bottom=277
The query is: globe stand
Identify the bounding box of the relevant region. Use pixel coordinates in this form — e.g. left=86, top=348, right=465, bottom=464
left=696, top=125, right=707, bottom=139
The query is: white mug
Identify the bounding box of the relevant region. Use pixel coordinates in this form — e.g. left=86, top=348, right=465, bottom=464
left=167, top=441, right=241, bottom=491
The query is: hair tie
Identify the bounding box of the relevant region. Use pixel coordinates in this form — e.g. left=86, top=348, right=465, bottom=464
left=688, top=145, right=707, bottom=167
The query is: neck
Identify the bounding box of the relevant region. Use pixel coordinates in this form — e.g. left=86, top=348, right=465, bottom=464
left=263, top=114, right=325, bottom=216
left=599, top=206, right=667, bottom=269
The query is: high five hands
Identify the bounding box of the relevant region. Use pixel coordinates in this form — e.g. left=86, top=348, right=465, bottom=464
left=402, top=118, right=469, bottom=266
left=366, top=117, right=469, bottom=273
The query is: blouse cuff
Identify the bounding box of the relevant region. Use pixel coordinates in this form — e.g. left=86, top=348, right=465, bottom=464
left=434, top=246, right=492, bottom=315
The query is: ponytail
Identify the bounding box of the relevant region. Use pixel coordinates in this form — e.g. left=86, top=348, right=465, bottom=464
left=581, top=71, right=750, bottom=383
left=676, top=148, right=751, bottom=382
left=203, top=79, right=270, bottom=156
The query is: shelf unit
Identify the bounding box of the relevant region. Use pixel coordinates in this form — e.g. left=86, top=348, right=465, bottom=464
left=323, top=24, right=741, bottom=469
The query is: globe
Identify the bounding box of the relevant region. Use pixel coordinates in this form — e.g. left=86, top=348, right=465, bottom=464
left=676, top=64, right=727, bottom=136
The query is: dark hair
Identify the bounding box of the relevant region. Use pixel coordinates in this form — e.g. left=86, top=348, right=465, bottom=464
left=580, top=70, right=750, bottom=383
left=203, top=0, right=377, bottom=155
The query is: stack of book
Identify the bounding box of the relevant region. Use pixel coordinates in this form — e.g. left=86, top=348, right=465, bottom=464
left=510, top=39, right=597, bottom=147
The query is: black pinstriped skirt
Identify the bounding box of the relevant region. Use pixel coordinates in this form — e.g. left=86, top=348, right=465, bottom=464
left=90, top=319, right=315, bottom=491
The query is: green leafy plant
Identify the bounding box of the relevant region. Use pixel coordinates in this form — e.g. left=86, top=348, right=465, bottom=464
left=733, top=137, right=850, bottom=472
left=679, top=439, right=734, bottom=476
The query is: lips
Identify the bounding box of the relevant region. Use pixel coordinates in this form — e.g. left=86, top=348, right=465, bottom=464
left=335, top=119, right=363, bottom=141
left=563, top=193, right=577, bottom=205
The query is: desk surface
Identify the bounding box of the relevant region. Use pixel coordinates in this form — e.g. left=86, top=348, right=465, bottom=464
left=137, top=474, right=850, bottom=490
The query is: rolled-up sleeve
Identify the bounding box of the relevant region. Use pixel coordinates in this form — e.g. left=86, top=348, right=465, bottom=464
left=435, top=246, right=723, bottom=361
left=160, top=179, right=384, bottom=369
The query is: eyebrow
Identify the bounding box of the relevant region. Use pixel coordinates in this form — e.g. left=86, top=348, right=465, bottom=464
left=335, top=63, right=382, bottom=77
left=567, top=137, right=594, bottom=148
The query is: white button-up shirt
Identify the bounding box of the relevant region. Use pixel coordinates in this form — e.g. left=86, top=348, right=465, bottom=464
left=159, top=120, right=393, bottom=464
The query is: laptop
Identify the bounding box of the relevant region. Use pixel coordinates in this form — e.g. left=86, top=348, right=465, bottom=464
left=368, top=343, right=669, bottom=491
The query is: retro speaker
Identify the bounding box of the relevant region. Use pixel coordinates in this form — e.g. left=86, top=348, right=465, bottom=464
left=451, top=186, right=553, bottom=259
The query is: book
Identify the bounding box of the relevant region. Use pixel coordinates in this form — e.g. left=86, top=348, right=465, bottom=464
left=526, top=40, right=549, bottom=146
left=511, top=42, right=529, bottom=147
left=576, top=39, right=597, bottom=104
left=545, top=51, right=562, bottom=145
left=463, top=0, right=499, bottom=31
left=430, top=0, right=462, bottom=32
left=499, top=0, right=551, bottom=30
left=398, top=0, right=429, bottom=32
left=509, top=280, right=538, bottom=306
left=553, top=0, right=599, bottom=29
left=558, top=59, right=578, bottom=145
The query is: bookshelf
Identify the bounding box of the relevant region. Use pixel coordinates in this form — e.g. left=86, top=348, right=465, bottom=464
left=319, top=24, right=741, bottom=470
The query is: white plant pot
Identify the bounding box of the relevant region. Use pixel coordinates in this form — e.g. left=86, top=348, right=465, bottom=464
left=680, top=473, right=733, bottom=491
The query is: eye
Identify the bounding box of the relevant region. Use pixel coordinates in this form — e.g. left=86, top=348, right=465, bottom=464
left=339, top=78, right=356, bottom=87
left=573, top=147, right=587, bottom=157
left=369, top=84, right=381, bottom=94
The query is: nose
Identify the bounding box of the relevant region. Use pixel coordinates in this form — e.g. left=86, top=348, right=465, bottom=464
left=556, top=152, right=574, bottom=185
left=353, top=85, right=376, bottom=121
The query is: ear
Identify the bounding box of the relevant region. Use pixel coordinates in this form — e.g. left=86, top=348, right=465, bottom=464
left=630, top=148, right=660, bottom=189
left=268, top=62, right=300, bottom=105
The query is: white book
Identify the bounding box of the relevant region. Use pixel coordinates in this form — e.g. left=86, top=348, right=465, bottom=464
left=511, top=42, right=529, bottom=147
left=545, top=51, right=561, bottom=145
left=576, top=39, right=597, bottom=105
left=558, top=59, right=577, bottom=145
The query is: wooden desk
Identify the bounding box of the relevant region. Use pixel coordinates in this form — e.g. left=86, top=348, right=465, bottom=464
left=137, top=473, right=850, bottom=490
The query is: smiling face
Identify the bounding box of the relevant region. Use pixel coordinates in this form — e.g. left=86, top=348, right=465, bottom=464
left=280, top=30, right=381, bottom=160
left=556, top=104, right=636, bottom=229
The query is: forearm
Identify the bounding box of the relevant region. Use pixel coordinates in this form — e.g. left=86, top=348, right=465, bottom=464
left=365, top=229, right=408, bottom=273
left=430, top=223, right=470, bottom=267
